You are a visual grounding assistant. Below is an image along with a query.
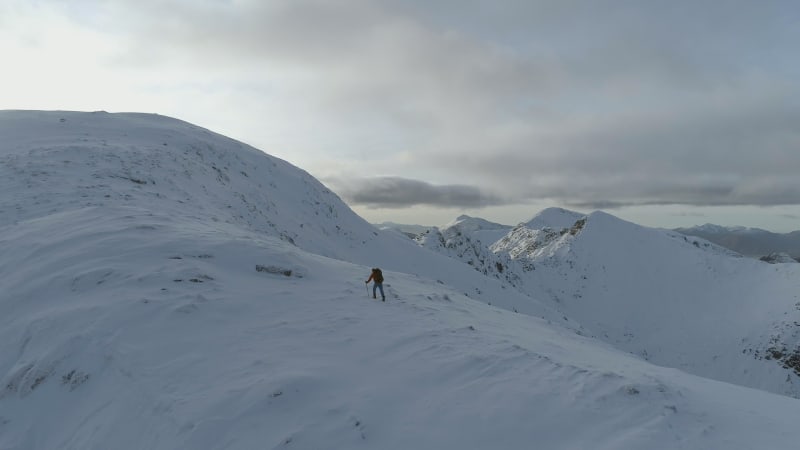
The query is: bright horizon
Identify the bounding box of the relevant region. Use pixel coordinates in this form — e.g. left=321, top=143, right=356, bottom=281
left=2, top=1, right=799, bottom=232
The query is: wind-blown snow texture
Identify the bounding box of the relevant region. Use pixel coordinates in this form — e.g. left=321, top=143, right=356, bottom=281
left=2, top=111, right=800, bottom=450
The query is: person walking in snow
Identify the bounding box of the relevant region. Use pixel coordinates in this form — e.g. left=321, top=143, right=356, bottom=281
left=366, top=268, right=385, bottom=301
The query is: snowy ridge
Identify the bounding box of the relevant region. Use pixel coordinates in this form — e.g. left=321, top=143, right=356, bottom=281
left=442, top=214, right=511, bottom=244
left=490, top=216, right=587, bottom=263
left=686, top=223, right=751, bottom=234
left=0, top=110, right=368, bottom=260
left=760, top=252, right=799, bottom=264
left=523, top=206, right=586, bottom=230
left=3, top=111, right=800, bottom=449
left=490, top=211, right=800, bottom=397
left=0, top=111, right=546, bottom=319
left=373, top=221, right=430, bottom=237
left=415, top=224, right=522, bottom=288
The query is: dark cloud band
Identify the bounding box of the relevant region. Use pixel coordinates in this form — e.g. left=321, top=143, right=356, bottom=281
left=333, top=176, right=505, bottom=208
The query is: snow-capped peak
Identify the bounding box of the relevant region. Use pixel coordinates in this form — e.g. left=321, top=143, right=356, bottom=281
left=680, top=223, right=748, bottom=234
left=523, top=206, right=586, bottom=230
left=443, top=214, right=509, bottom=233
left=488, top=209, right=800, bottom=397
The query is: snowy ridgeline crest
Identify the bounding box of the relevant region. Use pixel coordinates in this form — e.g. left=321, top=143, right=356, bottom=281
left=413, top=215, right=589, bottom=284
left=417, top=209, right=800, bottom=398
left=415, top=217, right=521, bottom=287
left=0, top=110, right=372, bottom=260
left=760, top=252, right=800, bottom=264
left=490, top=217, right=587, bottom=262
left=3, top=111, right=800, bottom=449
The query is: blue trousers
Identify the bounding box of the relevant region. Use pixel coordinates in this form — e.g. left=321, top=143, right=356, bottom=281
left=373, top=283, right=384, bottom=299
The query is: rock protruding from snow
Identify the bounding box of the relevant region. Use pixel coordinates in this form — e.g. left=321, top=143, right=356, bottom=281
left=759, top=252, right=799, bottom=264
left=490, top=214, right=587, bottom=264
left=416, top=220, right=521, bottom=287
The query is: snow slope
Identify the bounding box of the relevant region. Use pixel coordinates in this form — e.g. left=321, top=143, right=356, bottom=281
left=2, top=111, right=800, bottom=449
left=490, top=210, right=800, bottom=397
left=0, top=110, right=557, bottom=321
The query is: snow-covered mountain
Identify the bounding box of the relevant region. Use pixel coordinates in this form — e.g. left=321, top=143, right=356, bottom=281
left=442, top=214, right=512, bottom=243
left=0, top=110, right=364, bottom=255
left=523, top=207, right=586, bottom=230
left=372, top=221, right=430, bottom=237
left=676, top=224, right=800, bottom=259
left=487, top=211, right=800, bottom=397
left=3, top=111, right=800, bottom=449
left=414, top=215, right=520, bottom=287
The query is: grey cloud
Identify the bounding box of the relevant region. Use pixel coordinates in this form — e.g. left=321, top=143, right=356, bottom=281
left=59, top=0, right=800, bottom=102
left=89, top=1, right=560, bottom=107
left=90, top=1, right=797, bottom=124
left=101, top=1, right=415, bottom=66
left=398, top=1, right=798, bottom=91
left=673, top=211, right=707, bottom=218
left=730, top=178, right=800, bottom=206
left=332, top=177, right=505, bottom=209
left=44, top=1, right=800, bottom=212
left=75, top=1, right=382, bottom=69
left=428, top=97, right=800, bottom=209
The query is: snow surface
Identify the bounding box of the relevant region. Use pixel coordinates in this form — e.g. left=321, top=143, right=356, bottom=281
left=2, top=111, right=800, bottom=449
left=488, top=211, right=800, bottom=397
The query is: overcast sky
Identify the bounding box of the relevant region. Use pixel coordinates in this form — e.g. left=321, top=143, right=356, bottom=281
left=2, top=0, right=799, bottom=231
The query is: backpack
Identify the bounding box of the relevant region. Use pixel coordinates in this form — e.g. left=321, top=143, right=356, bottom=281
left=373, top=268, right=384, bottom=283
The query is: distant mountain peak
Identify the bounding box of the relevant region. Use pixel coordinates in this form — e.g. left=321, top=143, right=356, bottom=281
left=524, top=207, right=585, bottom=230
left=444, top=215, right=509, bottom=233
left=676, top=223, right=800, bottom=258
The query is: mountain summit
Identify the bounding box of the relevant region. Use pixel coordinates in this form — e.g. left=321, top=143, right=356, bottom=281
left=523, top=206, right=586, bottom=230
